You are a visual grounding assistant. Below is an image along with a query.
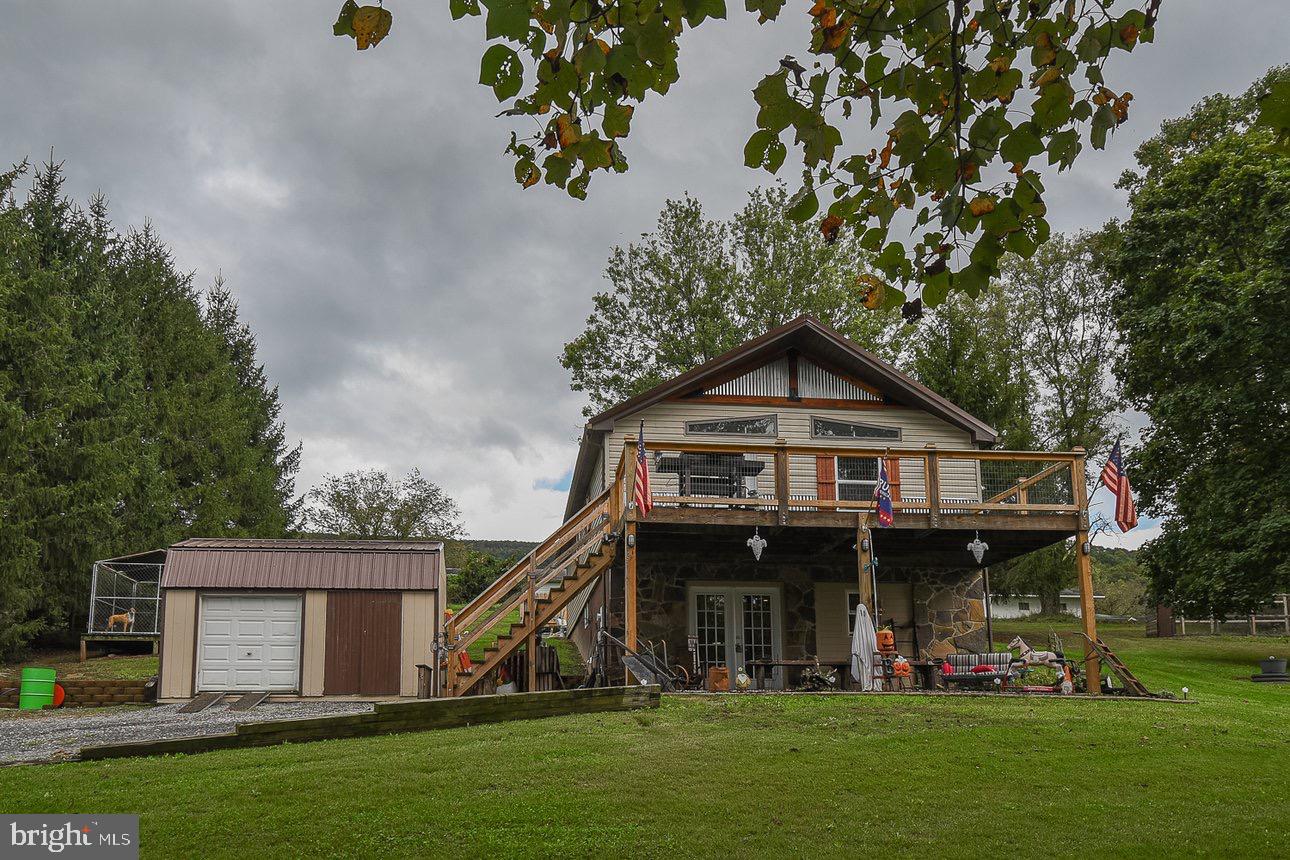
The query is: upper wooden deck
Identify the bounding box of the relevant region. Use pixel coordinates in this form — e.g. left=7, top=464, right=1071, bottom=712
left=616, top=439, right=1087, bottom=535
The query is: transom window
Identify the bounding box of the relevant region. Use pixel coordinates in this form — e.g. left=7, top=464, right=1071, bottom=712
left=837, top=456, right=879, bottom=501
left=812, top=417, right=900, bottom=440
left=685, top=415, right=777, bottom=436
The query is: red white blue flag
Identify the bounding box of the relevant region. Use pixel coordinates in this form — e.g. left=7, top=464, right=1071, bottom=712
left=634, top=421, right=653, bottom=518
left=874, top=458, right=894, bottom=527
left=1100, top=439, right=1138, bottom=532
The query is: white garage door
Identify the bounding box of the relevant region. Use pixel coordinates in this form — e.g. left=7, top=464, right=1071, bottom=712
left=197, top=594, right=302, bottom=692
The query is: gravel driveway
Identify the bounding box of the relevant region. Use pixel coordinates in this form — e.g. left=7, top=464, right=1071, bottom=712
left=0, top=701, right=374, bottom=765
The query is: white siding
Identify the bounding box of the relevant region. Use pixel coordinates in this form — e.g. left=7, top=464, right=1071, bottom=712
left=598, top=401, right=981, bottom=502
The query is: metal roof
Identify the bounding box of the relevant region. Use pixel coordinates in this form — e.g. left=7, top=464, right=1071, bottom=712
left=161, top=538, right=442, bottom=591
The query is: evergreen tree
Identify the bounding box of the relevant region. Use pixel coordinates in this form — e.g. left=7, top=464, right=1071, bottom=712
left=0, top=158, right=301, bottom=656
left=203, top=277, right=303, bottom=534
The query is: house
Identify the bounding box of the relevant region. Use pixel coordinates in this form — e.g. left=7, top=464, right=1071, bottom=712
left=989, top=590, right=1104, bottom=619
left=442, top=316, right=1102, bottom=696
left=157, top=539, right=442, bottom=701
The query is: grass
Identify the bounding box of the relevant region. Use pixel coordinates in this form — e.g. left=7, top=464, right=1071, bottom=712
left=0, top=650, right=159, bottom=682
left=0, top=626, right=1285, bottom=857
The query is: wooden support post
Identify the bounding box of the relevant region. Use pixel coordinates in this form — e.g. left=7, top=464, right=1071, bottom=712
left=924, top=446, right=941, bottom=528
left=624, top=521, right=638, bottom=684
left=80, top=638, right=87, bottom=663
left=624, top=439, right=638, bottom=522
left=1073, top=449, right=1100, bottom=694
left=525, top=560, right=538, bottom=693
left=774, top=441, right=789, bottom=526
left=856, top=515, right=874, bottom=617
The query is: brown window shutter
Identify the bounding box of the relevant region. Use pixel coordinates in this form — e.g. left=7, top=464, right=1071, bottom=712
left=885, top=457, right=902, bottom=502
left=816, top=455, right=836, bottom=501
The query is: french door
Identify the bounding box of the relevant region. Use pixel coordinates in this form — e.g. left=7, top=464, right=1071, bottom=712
left=688, top=585, right=783, bottom=689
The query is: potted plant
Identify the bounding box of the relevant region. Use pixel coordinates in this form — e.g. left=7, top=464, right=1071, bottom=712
left=1258, top=656, right=1286, bottom=676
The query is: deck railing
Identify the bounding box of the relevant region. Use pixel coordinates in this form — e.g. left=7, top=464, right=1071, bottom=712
left=627, top=439, right=1083, bottom=521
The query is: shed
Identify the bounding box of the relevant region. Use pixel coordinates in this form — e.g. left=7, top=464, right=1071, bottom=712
left=157, top=539, right=442, bottom=701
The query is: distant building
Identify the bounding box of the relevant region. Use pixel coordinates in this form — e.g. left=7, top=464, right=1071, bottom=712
left=989, top=590, right=1104, bottom=619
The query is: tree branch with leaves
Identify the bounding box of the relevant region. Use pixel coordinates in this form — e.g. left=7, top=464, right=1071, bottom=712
left=435, top=0, right=1159, bottom=309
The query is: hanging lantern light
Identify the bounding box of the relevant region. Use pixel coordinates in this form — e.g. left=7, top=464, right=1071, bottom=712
left=967, top=531, right=989, bottom=565
left=747, top=527, right=768, bottom=562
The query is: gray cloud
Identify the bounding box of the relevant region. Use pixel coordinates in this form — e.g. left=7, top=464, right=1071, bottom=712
left=2, top=1, right=1284, bottom=538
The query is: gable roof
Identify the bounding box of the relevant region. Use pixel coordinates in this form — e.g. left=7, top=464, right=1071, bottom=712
left=564, top=315, right=997, bottom=519
left=588, top=315, right=995, bottom=438
left=161, top=538, right=442, bottom=590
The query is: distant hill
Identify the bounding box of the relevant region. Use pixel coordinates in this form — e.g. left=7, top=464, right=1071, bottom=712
left=462, top=539, right=538, bottom=561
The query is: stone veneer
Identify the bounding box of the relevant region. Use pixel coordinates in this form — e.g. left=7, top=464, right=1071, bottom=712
left=633, top=541, right=988, bottom=664
left=908, top=567, right=989, bottom=658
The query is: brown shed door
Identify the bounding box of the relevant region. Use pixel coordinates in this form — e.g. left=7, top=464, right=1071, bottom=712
left=324, top=591, right=403, bottom=695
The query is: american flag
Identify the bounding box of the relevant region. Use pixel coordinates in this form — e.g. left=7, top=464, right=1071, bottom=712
left=1100, top=439, right=1138, bottom=532
left=873, top=458, right=894, bottom=527
left=634, top=421, right=652, bottom=518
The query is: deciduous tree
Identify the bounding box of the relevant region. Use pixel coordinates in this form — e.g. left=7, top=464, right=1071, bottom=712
left=1108, top=68, right=1290, bottom=617
left=561, top=185, right=905, bottom=413
left=305, top=468, right=467, bottom=540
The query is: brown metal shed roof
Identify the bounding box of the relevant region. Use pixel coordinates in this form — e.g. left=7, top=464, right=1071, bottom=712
left=161, top=538, right=442, bottom=591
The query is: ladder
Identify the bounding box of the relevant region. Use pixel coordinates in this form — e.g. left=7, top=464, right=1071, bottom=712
left=1082, top=634, right=1151, bottom=697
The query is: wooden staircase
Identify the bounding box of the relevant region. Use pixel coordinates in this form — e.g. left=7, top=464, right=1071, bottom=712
left=443, top=450, right=630, bottom=697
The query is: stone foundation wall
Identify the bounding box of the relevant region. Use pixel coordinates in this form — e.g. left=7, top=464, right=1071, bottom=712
left=634, top=536, right=988, bottom=663
left=635, top=551, right=853, bottom=663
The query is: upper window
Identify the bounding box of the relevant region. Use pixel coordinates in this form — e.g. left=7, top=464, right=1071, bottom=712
left=812, top=417, right=900, bottom=440
left=837, top=456, right=879, bottom=501
left=685, top=415, right=777, bottom=436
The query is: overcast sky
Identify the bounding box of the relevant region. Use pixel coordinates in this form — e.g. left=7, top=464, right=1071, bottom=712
left=3, top=3, right=1284, bottom=545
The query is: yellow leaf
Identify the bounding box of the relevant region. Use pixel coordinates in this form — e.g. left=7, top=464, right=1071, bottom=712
left=353, top=6, right=392, bottom=50
left=1034, top=67, right=1061, bottom=88
left=854, top=273, right=886, bottom=310
left=969, top=196, right=996, bottom=217
left=555, top=115, right=580, bottom=149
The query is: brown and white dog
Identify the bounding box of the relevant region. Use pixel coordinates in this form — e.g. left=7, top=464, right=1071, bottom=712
left=106, top=607, right=136, bottom=632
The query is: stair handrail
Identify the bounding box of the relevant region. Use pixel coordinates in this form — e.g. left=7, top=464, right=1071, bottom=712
left=443, top=443, right=632, bottom=695
left=455, top=516, right=611, bottom=650
left=450, top=487, right=613, bottom=639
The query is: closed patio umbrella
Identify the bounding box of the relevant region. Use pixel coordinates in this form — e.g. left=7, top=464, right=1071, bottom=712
left=850, top=602, right=878, bottom=691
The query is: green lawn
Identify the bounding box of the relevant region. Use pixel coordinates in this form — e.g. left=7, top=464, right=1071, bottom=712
left=1, top=650, right=159, bottom=682
left=1, top=628, right=1285, bottom=858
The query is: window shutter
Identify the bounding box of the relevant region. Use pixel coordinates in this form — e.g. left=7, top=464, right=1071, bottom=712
left=816, top=455, right=836, bottom=501
left=885, top=456, right=902, bottom=502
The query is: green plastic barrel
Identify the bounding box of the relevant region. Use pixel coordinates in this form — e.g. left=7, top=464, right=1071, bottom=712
left=18, top=667, right=57, bottom=710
